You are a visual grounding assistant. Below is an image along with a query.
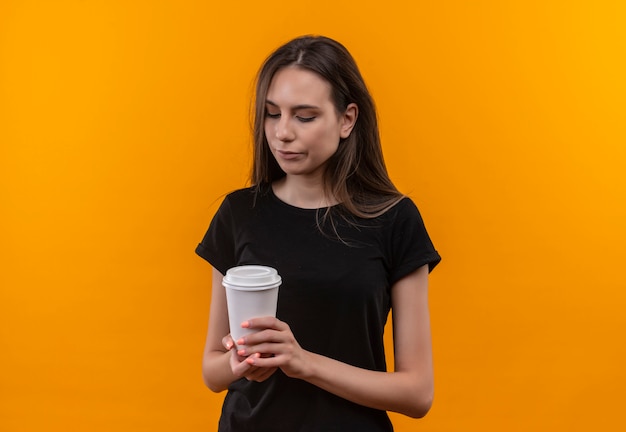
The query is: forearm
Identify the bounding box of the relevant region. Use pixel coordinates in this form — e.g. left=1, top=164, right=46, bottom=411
left=240, top=310, right=434, bottom=418
left=300, top=351, right=433, bottom=418
left=202, top=349, right=237, bottom=393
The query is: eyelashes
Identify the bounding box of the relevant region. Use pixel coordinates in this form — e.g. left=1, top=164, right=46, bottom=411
left=297, top=116, right=316, bottom=123
left=265, top=112, right=316, bottom=123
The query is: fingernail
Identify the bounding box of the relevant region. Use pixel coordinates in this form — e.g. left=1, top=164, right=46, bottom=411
left=237, top=338, right=245, bottom=346
left=241, top=321, right=250, bottom=328
left=237, top=349, right=246, bottom=356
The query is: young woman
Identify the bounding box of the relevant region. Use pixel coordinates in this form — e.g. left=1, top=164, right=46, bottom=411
left=196, top=35, right=441, bottom=431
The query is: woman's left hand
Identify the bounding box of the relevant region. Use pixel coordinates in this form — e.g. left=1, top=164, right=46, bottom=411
left=223, top=334, right=277, bottom=382
left=234, top=317, right=311, bottom=380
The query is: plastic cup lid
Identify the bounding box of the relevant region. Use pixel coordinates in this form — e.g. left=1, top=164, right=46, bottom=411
left=223, top=265, right=281, bottom=289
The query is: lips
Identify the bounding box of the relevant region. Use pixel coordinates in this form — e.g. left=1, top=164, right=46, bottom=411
left=276, top=149, right=302, bottom=161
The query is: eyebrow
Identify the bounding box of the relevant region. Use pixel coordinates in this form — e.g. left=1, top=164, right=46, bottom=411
left=265, top=100, right=320, bottom=110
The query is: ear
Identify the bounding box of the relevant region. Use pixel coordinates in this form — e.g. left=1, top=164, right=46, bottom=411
left=339, top=103, right=358, bottom=139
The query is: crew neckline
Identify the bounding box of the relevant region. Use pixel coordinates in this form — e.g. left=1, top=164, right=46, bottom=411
left=268, top=184, right=340, bottom=212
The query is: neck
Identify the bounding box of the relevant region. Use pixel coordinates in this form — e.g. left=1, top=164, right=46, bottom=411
left=272, top=175, right=338, bottom=209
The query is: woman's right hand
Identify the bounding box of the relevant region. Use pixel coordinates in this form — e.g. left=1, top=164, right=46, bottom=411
left=222, top=334, right=277, bottom=383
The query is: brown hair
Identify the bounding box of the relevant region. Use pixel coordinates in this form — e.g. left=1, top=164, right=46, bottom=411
left=251, top=35, right=403, bottom=218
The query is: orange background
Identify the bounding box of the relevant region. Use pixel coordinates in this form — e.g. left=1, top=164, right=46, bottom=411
left=2, top=1, right=625, bottom=431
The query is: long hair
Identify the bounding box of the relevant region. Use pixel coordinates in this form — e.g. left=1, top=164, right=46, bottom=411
left=251, top=35, right=403, bottom=219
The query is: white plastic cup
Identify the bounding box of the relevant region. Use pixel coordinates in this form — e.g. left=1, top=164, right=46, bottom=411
left=222, top=265, right=281, bottom=343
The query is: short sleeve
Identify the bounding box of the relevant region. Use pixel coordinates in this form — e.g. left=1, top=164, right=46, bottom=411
left=195, top=197, right=236, bottom=275
left=389, top=199, right=441, bottom=285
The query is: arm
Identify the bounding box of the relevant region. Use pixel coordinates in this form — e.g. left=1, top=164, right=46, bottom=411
left=236, top=264, right=434, bottom=418
left=201, top=267, right=276, bottom=392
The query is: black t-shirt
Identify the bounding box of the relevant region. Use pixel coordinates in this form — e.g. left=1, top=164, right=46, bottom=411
left=196, top=185, right=441, bottom=432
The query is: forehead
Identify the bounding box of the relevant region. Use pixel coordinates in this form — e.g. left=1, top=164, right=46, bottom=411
left=266, top=67, right=333, bottom=105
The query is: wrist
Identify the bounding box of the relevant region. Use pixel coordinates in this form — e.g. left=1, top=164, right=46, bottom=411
left=296, top=350, right=317, bottom=381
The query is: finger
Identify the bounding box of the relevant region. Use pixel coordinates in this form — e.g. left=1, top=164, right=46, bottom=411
left=243, top=366, right=277, bottom=382
left=231, top=356, right=255, bottom=377
left=236, top=328, right=287, bottom=348
left=230, top=349, right=257, bottom=377
left=243, top=317, right=288, bottom=331
left=235, top=351, right=277, bottom=382
left=222, top=334, right=235, bottom=350
left=246, top=353, right=281, bottom=369
left=237, top=342, right=282, bottom=358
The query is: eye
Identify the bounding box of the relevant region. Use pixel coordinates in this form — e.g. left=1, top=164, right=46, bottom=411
left=265, top=111, right=280, bottom=119
left=297, top=116, right=316, bottom=123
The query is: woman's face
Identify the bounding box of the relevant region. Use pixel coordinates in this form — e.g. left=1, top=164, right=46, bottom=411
left=264, top=67, right=356, bottom=180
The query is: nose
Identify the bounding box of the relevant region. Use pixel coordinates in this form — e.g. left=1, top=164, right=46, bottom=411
left=275, top=116, right=295, bottom=142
